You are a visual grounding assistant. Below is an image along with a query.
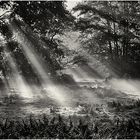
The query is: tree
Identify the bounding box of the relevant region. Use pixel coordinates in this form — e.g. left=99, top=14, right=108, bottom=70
left=73, top=1, right=140, bottom=76
left=0, top=1, right=74, bottom=83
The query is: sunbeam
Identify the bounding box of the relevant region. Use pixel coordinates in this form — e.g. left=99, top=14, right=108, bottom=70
left=61, top=32, right=140, bottom=100
left=3, top=48, right=34, bottom=98
left=109, top=78, right=140, bottom=98
left=8, top=20, right=72, bottom=106
left=65, top=67, right=97, bottom=82
left=11, top=26, right=50, bottom=84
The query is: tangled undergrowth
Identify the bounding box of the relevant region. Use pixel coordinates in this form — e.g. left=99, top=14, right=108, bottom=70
left=0, top=109, right=140, bottom=139
left=0, top=90, right=140, bottom=139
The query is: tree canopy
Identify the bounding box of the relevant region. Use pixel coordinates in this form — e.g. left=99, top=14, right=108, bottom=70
left=0, top=1, right=74, bottom=83
left=73, top=1, right=140, bottom=76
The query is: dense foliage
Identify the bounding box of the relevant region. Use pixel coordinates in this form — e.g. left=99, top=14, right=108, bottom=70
left=73, top=1, right=140, bottom=76
left=0, top=1, right=74, bottom=82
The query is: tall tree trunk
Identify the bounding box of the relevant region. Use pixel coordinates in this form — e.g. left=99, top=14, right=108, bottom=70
left=107, top=20, right=113, bottom=60
left=113, top=22, right=119, bottom=58
left=108, top=40, right=113, bottom=59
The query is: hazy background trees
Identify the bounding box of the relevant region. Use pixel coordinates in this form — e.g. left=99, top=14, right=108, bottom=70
left=73, top=1, right=140, bottom=77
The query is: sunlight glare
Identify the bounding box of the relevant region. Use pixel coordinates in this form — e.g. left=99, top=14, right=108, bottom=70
left=9, top=21, right=71, bottom=106
left=4, top=49, right=33, bottom=98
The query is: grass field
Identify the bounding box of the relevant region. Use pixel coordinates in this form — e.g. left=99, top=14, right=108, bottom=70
left=0, top=79, right=140, bottom=138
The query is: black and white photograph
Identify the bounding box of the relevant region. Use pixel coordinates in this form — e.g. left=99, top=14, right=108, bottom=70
left=0, top=0, right=140, bottom=139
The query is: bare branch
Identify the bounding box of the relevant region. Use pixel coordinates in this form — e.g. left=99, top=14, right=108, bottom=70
left=0, top=10, right=11, bottom=20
